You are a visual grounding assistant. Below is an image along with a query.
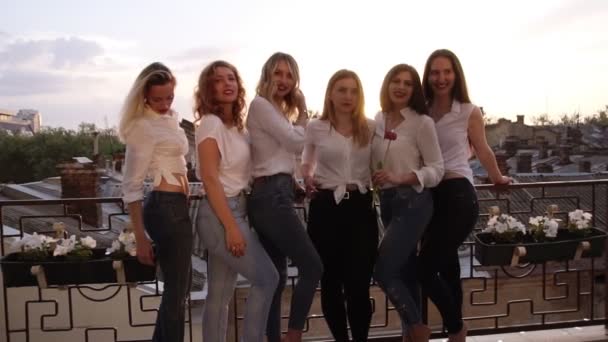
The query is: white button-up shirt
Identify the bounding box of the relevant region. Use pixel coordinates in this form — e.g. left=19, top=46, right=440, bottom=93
left=247, top=96, right=305, bottom=178
left=122, top=109, right=188, bottom=203
left=371, top=108, right=444, bottom=192
left=302, top=118, right=375, bottom=203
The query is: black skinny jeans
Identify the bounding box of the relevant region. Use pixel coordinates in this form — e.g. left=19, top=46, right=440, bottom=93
left=307, top=189, right=378, bottom=342
left=417, top=178, right=479, bottom=334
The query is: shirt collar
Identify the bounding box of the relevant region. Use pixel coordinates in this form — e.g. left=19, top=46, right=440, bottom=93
left=144, top=107, right=175, bottom=120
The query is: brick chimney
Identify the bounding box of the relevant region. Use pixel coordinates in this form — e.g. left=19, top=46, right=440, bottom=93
left=578, top=159, right=591, bottom=173
left=516, top=152, right=533, bottom=173
left=502, top=136, right=519, bottom=158
left=516, top=115, right=525, bottom=125
left=57, top=161, right=101, bottom=227
left=536, top=162, right=554, bottom=173
left=558, top=144, right=572, bottom=165
left=494, top=151, right=510, bottom=176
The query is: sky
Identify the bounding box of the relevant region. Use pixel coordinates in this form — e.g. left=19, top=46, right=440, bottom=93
left=1, top=0, right=607, bottom=129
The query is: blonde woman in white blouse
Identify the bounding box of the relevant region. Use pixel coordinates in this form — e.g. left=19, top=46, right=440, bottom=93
left=371, top=64, right=444, bottom=342
left=194, top=60, right=278, bottom=342
left=119, top=62, right=191, bottom=342
left=301, top=69, right=377, bottom=342
left=247, top=52, right=323, bottom=342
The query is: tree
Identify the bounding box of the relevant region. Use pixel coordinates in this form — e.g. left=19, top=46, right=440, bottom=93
left=559, top=112, right=580, bottom=126
left=583, top=105, right=608, bottom=126
left=0, top=123, right=124, bottom=183
left=532, top=113, right=553, bottom=126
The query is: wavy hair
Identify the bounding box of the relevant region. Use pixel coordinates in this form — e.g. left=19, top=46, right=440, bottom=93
left=118, top=62, right=175, bottom=142
left=380, top=64, right=428, bottom=115
left=193, top=60, right=246, bottom=131
left=320, top=69, right=370, bottom=147
left=255, top=52, right=300, bottom=119
left=422, top=49, right=471, bottom=104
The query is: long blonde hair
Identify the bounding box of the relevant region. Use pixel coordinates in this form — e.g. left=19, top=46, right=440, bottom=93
left=118, top=62, right=176, bottom=142
left=193, top=60, right=247, bottom=131
left=255, top=52, right=300, bottom=119
left=320, top=69, right=370, bottom=147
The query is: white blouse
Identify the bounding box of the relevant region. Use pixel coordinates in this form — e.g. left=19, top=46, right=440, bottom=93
left=371, top=108, right=444, bottom=192
left=302, top=118, right=375, bottom=203
left=195, top=114, right=251, bottom=197
left=434, top=100, right=475, bottom=184
left=246, top=96, right=305, bottom=178
left=122, top=109, right=188, bottom=203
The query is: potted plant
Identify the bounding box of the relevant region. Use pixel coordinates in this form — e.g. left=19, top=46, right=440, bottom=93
left=474, top=206, right=607, bottom=266
left=1, top=223, right=155, bottom=287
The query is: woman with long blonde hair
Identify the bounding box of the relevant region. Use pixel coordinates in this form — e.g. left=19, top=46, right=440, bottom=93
left=302, top=69, right=377, bottom=342
left=246, top=52, right=323, bottom=342
left=119, top=62, right=192, bottom=342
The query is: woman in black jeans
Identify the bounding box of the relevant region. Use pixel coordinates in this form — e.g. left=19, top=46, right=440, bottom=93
left=419, top=49, right=510, bottom=342
left=246, top=52, right=323, bottom=342
left=302, top=69, right=377, bottom=342
left=119, top=62, right=192, bottom=342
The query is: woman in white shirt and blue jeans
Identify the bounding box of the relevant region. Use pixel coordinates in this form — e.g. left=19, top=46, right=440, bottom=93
left=247, top=52, right=323, bottom=342
left=119, top=62, right=192, bottom=342
left=418, top=49, right=510, bottom=342
left=194, top=60, right=279, bottom=342
left=302, top=70, right=377, bottom=342
left=372, top=64, right=444, bottom=342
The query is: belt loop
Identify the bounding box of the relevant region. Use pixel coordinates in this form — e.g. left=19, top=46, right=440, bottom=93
left=344, top=191, right=350, bottom=200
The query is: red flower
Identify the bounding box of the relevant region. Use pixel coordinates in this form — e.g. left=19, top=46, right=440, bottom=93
left=384, top=130, right=397, bottom=140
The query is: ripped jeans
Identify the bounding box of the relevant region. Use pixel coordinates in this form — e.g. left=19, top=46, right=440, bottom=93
left=373, top=186, right=432, bottom=326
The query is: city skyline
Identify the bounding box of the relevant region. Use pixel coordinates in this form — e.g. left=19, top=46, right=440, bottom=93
left=1, top=0, right=607, bottom=129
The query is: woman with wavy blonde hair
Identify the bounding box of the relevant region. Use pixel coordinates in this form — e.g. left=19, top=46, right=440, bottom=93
left=247, top=52, right=322, bottom=342
left=119, top=62, right=192, bottom=342
left=302, top=69, right=377, bottom=342
left=194, top=60, right=278, bottom=342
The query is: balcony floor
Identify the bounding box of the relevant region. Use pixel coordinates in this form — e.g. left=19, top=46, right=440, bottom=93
left=431, top=325, right=607, bottom=342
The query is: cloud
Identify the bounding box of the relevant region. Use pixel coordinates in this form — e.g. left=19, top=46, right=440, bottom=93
left=0, top=36, right=104, bottom=68
left=522, top=0, right=608, bottom=38
left=0, top=69, right=103, bottom=96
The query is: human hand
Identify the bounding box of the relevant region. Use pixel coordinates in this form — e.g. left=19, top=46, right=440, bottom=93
left=225, top=226, right=247, bottom=258
left=303, top=175, right=318, bottom=198
left=372, top=170, right=401, bottom=187
left=136, top=237, right=155, bottom=266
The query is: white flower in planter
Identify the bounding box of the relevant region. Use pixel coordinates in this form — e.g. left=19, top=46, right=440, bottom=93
left=568, top=209, right=592, bottom=230
left=54, top=235, right=77, bottom=256
left=483, top=214, right=526, bottom=243
left=80, top=236, right=97, bottom=249
left=528, top=216, right=560, bottom=240
left=107, top=229, right=137, bottom=257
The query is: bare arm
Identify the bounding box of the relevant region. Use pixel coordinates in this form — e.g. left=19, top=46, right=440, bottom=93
left=468, top=107, right=510, bottom=185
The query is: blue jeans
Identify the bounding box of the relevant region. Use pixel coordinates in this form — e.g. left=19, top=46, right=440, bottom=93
left=374, top=186, right=432, bottom=326
left=248, top=174, right=323, bottom=342
left=143, top=191, right=193, bottom=342
left=198, top=194, right=278, bottom=342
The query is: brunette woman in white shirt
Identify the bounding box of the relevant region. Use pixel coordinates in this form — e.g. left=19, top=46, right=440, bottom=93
left=372, top=64, right=444, bottom=342
left=119, top=62, right=191, bottom=342
left=247, top=52, right=323, bottom=342
left=419, top=49, right=510, bottom=342
left=302, top=69, right=377, bottom=342
left=194, top=60, right=279, bottom=342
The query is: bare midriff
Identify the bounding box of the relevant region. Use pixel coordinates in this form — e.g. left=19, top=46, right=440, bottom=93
left=153, top=173, right=189, bottom=196
left=443, top=171, right=466, bottom=181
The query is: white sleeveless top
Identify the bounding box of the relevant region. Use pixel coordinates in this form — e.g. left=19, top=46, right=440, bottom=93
left=434, top=100, right=475, bottom=184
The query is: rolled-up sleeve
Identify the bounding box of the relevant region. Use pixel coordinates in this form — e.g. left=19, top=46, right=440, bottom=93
left=249, top=97, right=305, bottom=153
left=412, top=117, right=444, bottom=191
left=301, top=119, right=319, bottom=169
left=122, top=120, right=155, bottom=203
